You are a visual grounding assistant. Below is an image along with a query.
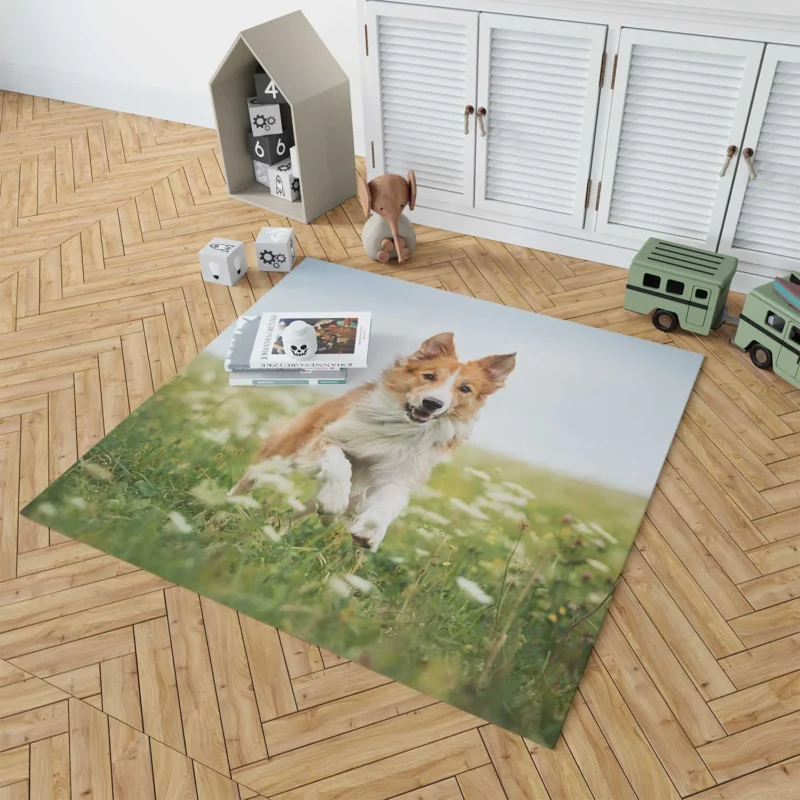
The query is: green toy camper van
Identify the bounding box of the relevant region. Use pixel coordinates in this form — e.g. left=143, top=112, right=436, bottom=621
left=733, top=275, right=800, bottom=383
left=624, top=238, right=738, bottom=335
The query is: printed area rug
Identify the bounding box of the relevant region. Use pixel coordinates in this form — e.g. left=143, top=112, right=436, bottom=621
left=23, top=259, right=702, bottom=747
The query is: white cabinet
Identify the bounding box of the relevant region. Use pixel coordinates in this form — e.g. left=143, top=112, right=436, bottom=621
left=474, top=15, right=607, bottom=227
left=361, top=0, right=800, bottom=285
left=364, top=1, right=478, bottom=208
left=719, top=44, right=800, bottom=273
left=595, top=29, right=764, bottom=248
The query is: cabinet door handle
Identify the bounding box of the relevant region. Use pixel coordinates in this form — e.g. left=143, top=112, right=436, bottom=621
left=476, top=107, right=486, bottom=137
left=719, top=144, right=737, bottom=177
left=743, top=147, right=758, bottom=180
left=464, top=105, right=474, bottom=135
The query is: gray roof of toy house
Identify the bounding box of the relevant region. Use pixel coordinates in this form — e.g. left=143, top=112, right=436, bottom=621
left=210, top=11, right=348, bottom=107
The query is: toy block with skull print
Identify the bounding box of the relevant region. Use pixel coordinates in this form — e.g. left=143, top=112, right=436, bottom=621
left=198, top=238, right=247, bottom=285
left=255, top=226, right=296, bottom=273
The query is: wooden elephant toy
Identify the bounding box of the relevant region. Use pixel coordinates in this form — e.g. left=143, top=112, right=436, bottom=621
left=357, top=170, right=417, bottom=263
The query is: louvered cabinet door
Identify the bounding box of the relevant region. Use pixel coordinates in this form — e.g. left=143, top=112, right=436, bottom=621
left=719, top=45, right=800, bottom=272
left=364, top=1, right=478, bottom=207
left=475, top=15, right=607, bottom=227
left=596, top=30, right=764, bottom=248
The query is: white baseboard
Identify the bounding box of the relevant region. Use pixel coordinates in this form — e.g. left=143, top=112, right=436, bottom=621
left=0, top=62, right=216, bottom=127
left=0, top=62, right=366, bottom=156
left=408, top=205, right=775, bottom=297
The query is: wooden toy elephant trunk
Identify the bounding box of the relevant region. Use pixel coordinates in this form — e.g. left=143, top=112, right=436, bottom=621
left=357, top=170, right=417, bottom=263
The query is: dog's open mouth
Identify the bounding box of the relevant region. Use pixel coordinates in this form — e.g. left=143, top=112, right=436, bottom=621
left=406, top=404, right=434, bottom=424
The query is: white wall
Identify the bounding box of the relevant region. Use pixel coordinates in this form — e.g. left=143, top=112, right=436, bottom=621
left=0, top=0, right=365, bottom=154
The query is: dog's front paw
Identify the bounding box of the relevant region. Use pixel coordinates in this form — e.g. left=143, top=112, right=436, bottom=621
left=317, top=481, right=350, bottom=517
left=349, top=514, right=386, bottom=552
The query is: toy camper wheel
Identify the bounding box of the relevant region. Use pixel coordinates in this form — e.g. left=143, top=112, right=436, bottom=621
left=652, top=309, right=679, bottom=332
left=750, top=344, right=773, bottom=370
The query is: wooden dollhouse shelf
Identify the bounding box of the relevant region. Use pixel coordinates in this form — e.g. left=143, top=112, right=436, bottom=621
left=210, top=11, right=356, bottom=224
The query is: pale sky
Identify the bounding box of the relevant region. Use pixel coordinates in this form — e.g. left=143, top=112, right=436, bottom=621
left=207, top=259, right=702, bottom=496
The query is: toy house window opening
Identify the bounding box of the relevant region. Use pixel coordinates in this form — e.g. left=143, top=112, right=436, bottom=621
left=696, top=288, right=708, bottom=300
left=789, top=326, right=800, bottom=346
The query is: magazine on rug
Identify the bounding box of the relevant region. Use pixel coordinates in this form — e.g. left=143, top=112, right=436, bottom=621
left=250, top=312, right=371, bottom=370
left=225, top=316, right=346, bottom=385
left=229, top=369, right=347, bottom=386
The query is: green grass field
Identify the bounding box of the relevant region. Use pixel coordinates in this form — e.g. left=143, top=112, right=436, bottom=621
left=24, top=354, right=647, bottom=747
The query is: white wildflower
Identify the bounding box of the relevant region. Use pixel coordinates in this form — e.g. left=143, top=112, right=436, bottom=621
left=287, top=497, right=307, bottom=513
left=167, top=512, right=192, bottom=533
left=68, top=497, right=87, bottom=509
left=81, top=462, right=113, bottom=481
left=501, top=481, right=536, bottom=500
left=404, top=506, right=450, bottom=526
left=389, top=556, right=406, bottom=565
left=586, top=558, right=610, bottom=573
left=226, top=495, right=261, bottom=510
left=587, top=592, right=606, bottom=604
left=251, top=472, right=296, bottom=495
left=590, top=523, right=618, bottom=544
left=449, top=497, right=489, bottom=521
left=327, top=575, right=353, bottom=599
left=415, top=548, right=431, bottom=557
left=270, top=391, right=303, bottom=412
left=247, top=457, right=293, bottom=475
left=191, top=481, right=230, bottom=507
left=456, top=576, right=494, bottom=605
left=262, top=525, right=282, bottom=542
left=36, top=502, right=56, bottom=517
left=464, top=467, right=491, bottom=481
left=342, top=573, right=376, bottom=594
left=411, top=485, right=442, bottom=500
left=497, top=507, right=527, bottom=523
left=486, top=490, right=528, bottom=507
left=202, top=429, right=231, bottom=445
left=575, top=521, right=592, bottom=535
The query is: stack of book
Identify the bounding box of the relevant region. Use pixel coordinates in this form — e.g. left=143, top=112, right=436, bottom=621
left=224, top=312, right=371, bottom=386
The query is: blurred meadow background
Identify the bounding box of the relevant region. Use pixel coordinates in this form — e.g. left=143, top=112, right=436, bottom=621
left=26, top=353, right=643, bottom=747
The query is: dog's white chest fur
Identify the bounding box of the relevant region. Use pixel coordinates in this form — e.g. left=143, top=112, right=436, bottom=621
left=325, top=387, right=472, bottom=487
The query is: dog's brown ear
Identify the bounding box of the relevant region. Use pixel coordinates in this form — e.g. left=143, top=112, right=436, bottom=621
left=409, top=332, right=456, bottom=361
left=475, top=353, right=516, bottom=386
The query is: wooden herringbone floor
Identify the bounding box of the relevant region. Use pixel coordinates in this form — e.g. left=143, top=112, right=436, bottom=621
left=1, top=93, right=799, bottom=800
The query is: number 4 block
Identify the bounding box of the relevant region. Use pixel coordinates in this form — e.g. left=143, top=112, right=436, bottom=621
left=248, top=130, right=294, bottom=166
left=254, top=69, right=287, bottom=104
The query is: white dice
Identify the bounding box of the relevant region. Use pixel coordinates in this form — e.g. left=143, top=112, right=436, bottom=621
left=198, top=238, right=246, bottom=286
left=268, top=158, right=300, bottom=201
left=247, top=97, right=291, bottom=137
left=253, top=160, right=270, bottom=189
left=255, top=227, right=296, bottom=273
